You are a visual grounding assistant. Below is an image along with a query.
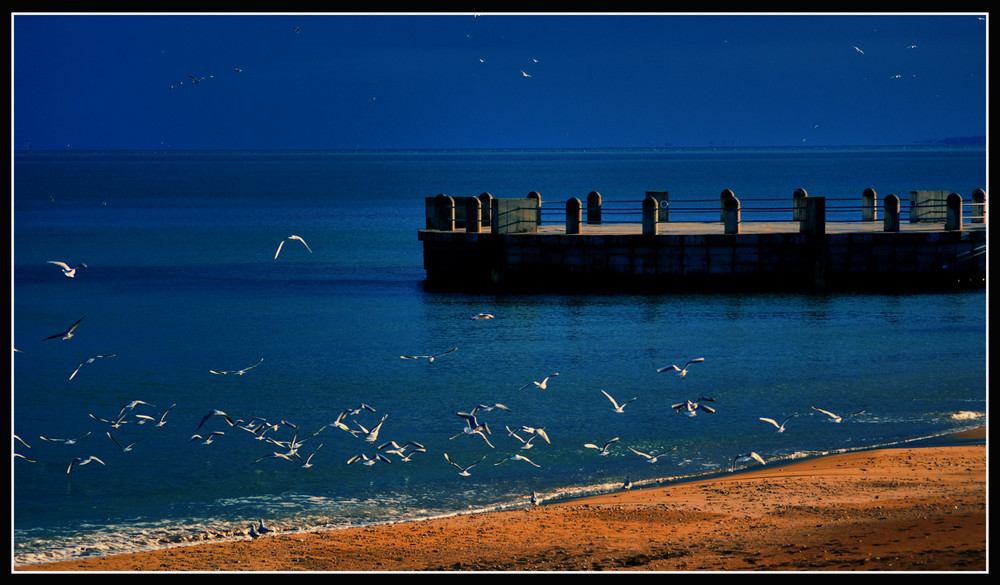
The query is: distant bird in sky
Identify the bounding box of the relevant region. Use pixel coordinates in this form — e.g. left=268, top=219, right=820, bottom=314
left=584, top=437, right=619, bottom=456
left=518, top=373, right=559, bottom=391
left=274, top=235, right=313, bottom=259
left=853, top=45, right=864, bottom=55
left=187, top=75, right=200, bottom=84
left=68, top=353, right=118, bottom=380
left=42, top=316, right=85, bottom=341
left=629, top=445, right=677, bottom=464
left=731, top=451, right=766, bottom=472
left=520, top=70, right=531, bottom=77
left=400, top=347, right=458, bottom=363
left=39, top=431, right=91, bottom=445
left=759, top=414, right=796, bottom=433
left=444, top=453, right=486, bottom=477
left=66, top=455, right=105, bottom=474
left=210, top=357, right=264, bottom=376
left=601, top=389, right=637, bottom=413
left=46, top=260, right=87, bottom=278
left=657, top=357, right=705, bottom=378
left=234, top=67, right=243, bottom=72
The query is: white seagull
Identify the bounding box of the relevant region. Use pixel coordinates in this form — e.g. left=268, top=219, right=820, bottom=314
left=328, top=411, right=362, bottom=437
left=657, top=357, right=705, bottom=378
left=584, top=437, right=619, bottom=456
left=274, top=235, right=313, bottom=259
left=68, top=353, right=118, bottom=380
left=355, top=414, right=389, bottom=443
left=300, top=443, right=323, bottom=468
left=347, top=453, right=391, bottom=466
left=531, top=492, right=541, bottom=506
left=378, top=440, right=426, bottom=460
left=152, top=404, right=177, bottom=427
left=47, top=261, right=88, bottom=278
left=629, top=445, right=677, bottom=464
left=257, top=520, right=271, bottom=534
left=444, top=453, right=487, bottom=477
left=39, top=431, right=91, bottom=445
left=495, top=453, right=541, bottom=467
left=671, top=397, right=716, bottom=417
left=505, top=426, right=538, bottom=450
left=196, top=410, right=236, bottom=431
left=247, top=524, right=260, bottom=539
left=450, top=412, right=494, bottom=448
left=515, top=426, right=551, bottom=445
left=470, top=403, right=511, bottom=415
left=66, top=455, right=105, bottom=474
left=810, top=406, right=842, bottom=423
left=42, top=316, right=85, bottom=341
left=189, top=431, right=225, bottom=445
left=210, top=357, right=264, bottom=376
left=106, top=431, right=142, bottom=452
left=759, top=414, right=796, bottom=433
left=731, top=451, right=766, bottom=472
left=601, top=389, right=637, bottom=413
left=518, top=373, right=559, bottom=392
left=400, top=347, right=458, bottom=363
left=623, top=475, right=633, bottom=491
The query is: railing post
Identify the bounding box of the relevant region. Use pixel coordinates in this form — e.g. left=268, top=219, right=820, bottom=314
left=479, top=192, right=493, bottom=228
left=434, top=193, right=454, bottom=232
left=800, top=197, right=825, bottom=235
left=883, top=194, right=900, bottom=232
left=527, top=191, right=542, bottom=226
left=862, top=188, right=877, bottom=221
left=566, top=198, right=582, bottom=234
left=646, top=191, right=669, bottom=222
left=466, top=196, right=482, bottom=233
left=945, top=192, right=963, bottom=231
left=719, top=189, right=735, bottom=221
left=971, top=188, right=986, bottom=224
left=793, top=188, right=808, bottom=221
left=642, top=195, right=658, bottom=235
left=722, top=193, right=740, bottom=234
left=587, top=191, right=602, bottom=225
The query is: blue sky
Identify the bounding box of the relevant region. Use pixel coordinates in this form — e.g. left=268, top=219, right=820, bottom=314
left=12, top=12, right=988, bottom=150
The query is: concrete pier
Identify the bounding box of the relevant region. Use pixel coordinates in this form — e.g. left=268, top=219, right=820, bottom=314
left=420, top=189, right=986, bottom=292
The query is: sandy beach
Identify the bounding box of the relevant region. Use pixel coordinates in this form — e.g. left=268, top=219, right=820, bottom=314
left=18, top=428, right=986, bottom=573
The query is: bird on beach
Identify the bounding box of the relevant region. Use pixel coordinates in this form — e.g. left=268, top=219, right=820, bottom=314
left=531, top=492, right=541, bottom=506
left=444, top=453, right=487, bottom=477
left=518, top=373, right=559, bottom=391
left=495, top=453, right=541, bottom=467
left=68, top=353, right=118, bottom=380
left=257, top=520, right=270, bottom=534
left=629, top=445, right=677, bottom=464
left=46, top=260, right=87, bottom=278
left=759, top=414, right=796, bottom=433
left=42, top=316, right=85, bottom=341
left=731, top=451, right=766, bottom=472
left=400, top=347, right=458, bottom=363
left=623, top=475, right=633, bottom=491
left=274, top=235, right=313, bottom=259
left=106, top=431, right=142, bottom=452
left=247, top=524, right=260, bottom=539
left=584, top=437, right=619, bottom=456
left=657, top=357, right=705, bottom=378
left=39, top=431, right=91, bottom=445
left=601, top=390, right=637, bottom=413
left=210, top=357, right=264, bottom=376
left=671, top=397, right=716, bottom=417
left=66, top=455, right=105, bottom=474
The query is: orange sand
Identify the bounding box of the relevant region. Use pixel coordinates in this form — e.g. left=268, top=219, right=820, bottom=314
left=18, top=428, right=986, bottom=572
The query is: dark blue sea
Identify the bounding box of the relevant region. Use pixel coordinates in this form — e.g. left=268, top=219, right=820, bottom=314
left=12, top=147, right=987, bottom=567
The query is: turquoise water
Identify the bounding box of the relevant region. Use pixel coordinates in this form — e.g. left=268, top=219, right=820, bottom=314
left=12, top=147, right=986, bottom=566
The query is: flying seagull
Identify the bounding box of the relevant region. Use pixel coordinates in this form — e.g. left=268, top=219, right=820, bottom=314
left=584, top=437, right=619, bottom=456
left=400, top=347, right=458, bottom=364
left=196, top=410, right=236, bottom=431
left=657, top=357, right=705, bottom=378
left=495, top=453, right=541, bottom=467
left=671, top=397, right=716, bottom=417
left=354, top=414, right=389, bottom=443
left=518, top=373, right=559, bottom=391
left=505, top=426, right=538, bottom=450
left=188, top=431, right=225, bottom=445
left=42, top=316, right=85, bottom=341
left=810, top=406, right=842, bottom=423
left=106, top=431, right=142, bottom=452
left=601, top=390, right=637, bottom=413
left=66, top=455, right=105, bottom=474
left=210, top=357, right=264, bottom=376
left=346, top=453, right=392, bottom=466
left=68, top=353, right=118, bottom=381
left=39, top=431, right=91, bottom=445
left=444, top=453, right=487, bottom=477
left=274, top=235, right=313, bottom=259
left=629, top=445, right=677, bottom=464
left=759, top=414, right=796, bottom=433
left=731, top=451, right=766, bottom=472
left=46, top=261, right=87, bottom=278
left=451, top=412, right=494, bottom=448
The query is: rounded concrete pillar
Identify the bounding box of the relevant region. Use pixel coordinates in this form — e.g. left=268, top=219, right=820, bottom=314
left=883, top=194, right=900, bottom=232
left=566, top=198, right=582, bottom=234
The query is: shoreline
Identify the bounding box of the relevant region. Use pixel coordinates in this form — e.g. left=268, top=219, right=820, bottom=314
left=17, top=427, right=986, bottom=572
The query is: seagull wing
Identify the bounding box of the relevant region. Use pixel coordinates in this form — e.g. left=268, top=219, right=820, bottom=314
left=600, top=390, right=620, bottom=409
left=657, top=365, right=681, bottom=373
left=290, top=235, right=313, bottom=253
left=47, top=261, right=72, bottom=271
left=274, top=240, right=285, bottom=259
left=759, top=417, right=780, bottom=429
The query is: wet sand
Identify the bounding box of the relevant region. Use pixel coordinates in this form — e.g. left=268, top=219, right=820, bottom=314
left=18, top=428, right=986, bottom=572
